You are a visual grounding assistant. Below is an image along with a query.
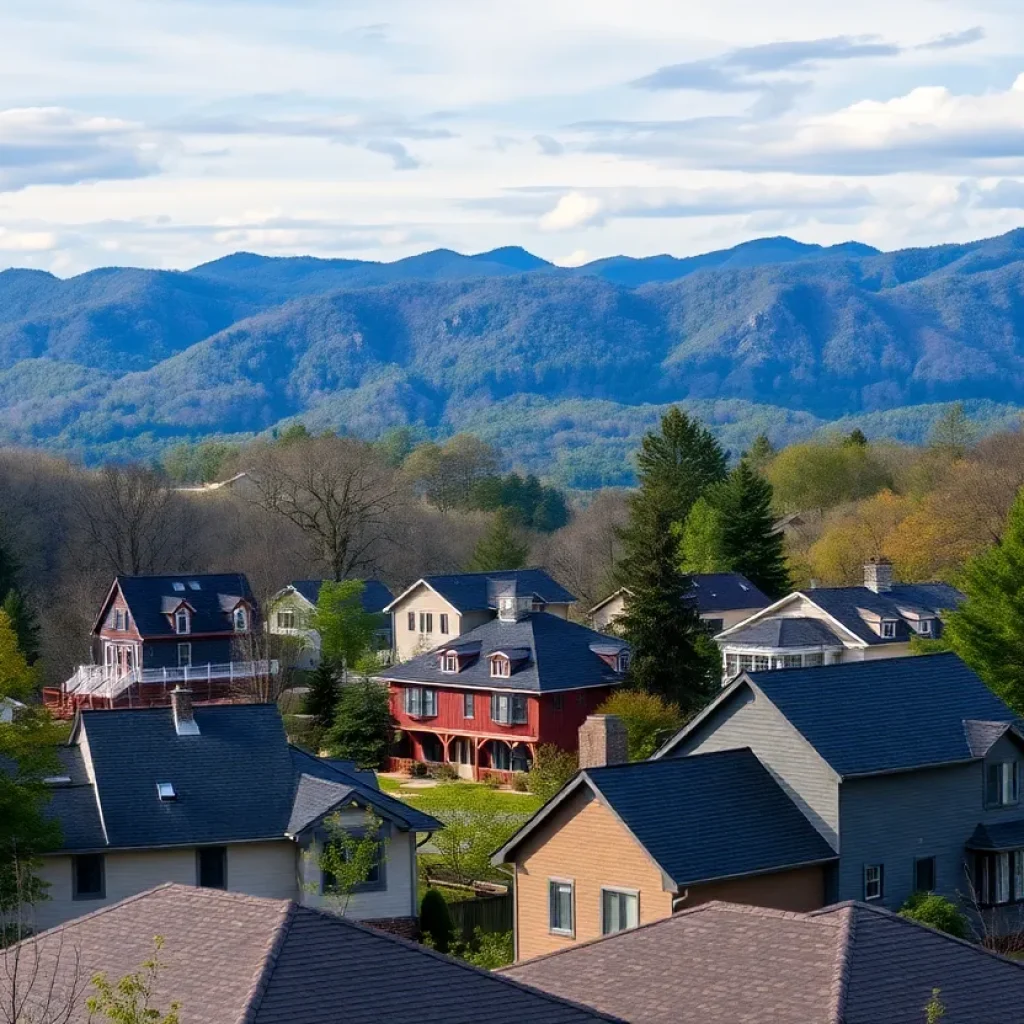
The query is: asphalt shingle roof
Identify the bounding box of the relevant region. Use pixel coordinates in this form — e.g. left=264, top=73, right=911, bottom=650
left=379, top=612, right=627, bottom=692
left=721, top=616, right=843, bottom=648
left=111, top=573, right=256, bottom=637
left=968, top=819, right=1024, bottom=851
left=579, top=749, right=837, bottom=885
left=688, top=573, right=771, bottom=614
left=503, top=900, right=1024, bottom=1024
left=411, top=568, right=577, bottom=613
left=290, top=579, right=394, bottom=614
left=0, top=885, right=619, bottom=1024
left=748, top=653, right=1016, bottom=777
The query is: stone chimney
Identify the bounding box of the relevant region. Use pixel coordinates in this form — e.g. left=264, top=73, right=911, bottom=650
left=171, top=687, right=200, bottom=736
left=578, top=714, right=628, bottom=770
left=863, top=557, right=894, bottom=594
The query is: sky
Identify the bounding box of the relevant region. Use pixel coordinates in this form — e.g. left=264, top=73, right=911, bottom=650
left=3, top=0, right=1024, bottom=274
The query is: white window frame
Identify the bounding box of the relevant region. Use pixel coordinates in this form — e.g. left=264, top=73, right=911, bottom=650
left=276, top=609, right=295, bottom=630
left=548, top=879, right=574, bottom=936
left=864, top=864, right=883, bottom=901
left=233, top=606, right=248, bottom=632
left=987, top=760, right=1020, bottom=808
left=178, top=643, right=192, bottom=668
left=880, top=619, right=898, bottom=639
left=914, top=618, right=934, bottom=636
left=490, top=655, right=511, bottom=678
left=442, top=653, right=459, bottom=673
left=617, top=650, right=630, bottom=673
left=175, top=609, right=190, bottom=635
left=601, top=887, right=639, bottom=936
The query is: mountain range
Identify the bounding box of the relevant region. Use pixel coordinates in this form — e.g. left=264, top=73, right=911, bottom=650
left=2, top=231, right=1024, bottom=487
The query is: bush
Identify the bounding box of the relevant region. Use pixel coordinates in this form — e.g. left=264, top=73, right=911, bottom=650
left=511, top=773, right=529, bottom=792
left=448, top=928, right=514, bottom=969
left=526, top=745, right=578, bottom=803
left=596, top=690, right=684, bottom=761
left=898, top=892, right=971, bottom=940
left=420, top=888, right=455, bottom=953
left=410, top=761, right=429, bottom=778
left=324, top=679, right=393, bottom=768
left=430, top=763, right=460, bottom=782
left=480, top=773, right=503, bottom=789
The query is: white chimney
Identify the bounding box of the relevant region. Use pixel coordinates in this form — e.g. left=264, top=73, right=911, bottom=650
left=863, top=557, right=894, bottom=594
left=171, top=687, right=200, bottom=736
left=578, top=715, right=628, bottom=769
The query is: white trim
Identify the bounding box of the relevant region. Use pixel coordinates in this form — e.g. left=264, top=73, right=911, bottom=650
left=382, top=579, right=460, bottom=616
left=378, top=676, right=620, bottom=696
left=587, top=587, right=634, bottom=617
left=714, top=592, right=869, bottom=648
left=267, top=584, right=317, bottom=612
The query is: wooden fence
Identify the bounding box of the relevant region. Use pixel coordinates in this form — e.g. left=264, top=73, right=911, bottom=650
left=446, top=892, right=513, bottom=940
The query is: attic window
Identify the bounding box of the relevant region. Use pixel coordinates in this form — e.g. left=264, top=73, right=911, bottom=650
left=157, top=782, right=177, bottom=802
left=233, top=606, right=248, bottom=632
left=441, top=653, right=459, bottom=673
left=881, top=619, right=898, bottom=639
left=490, top=655, right=511, bottom=678
left=175, top=609, right=190, bottom=635
left=172, top=582, right=185, bottom=592
left=188, top=581, right=202, bottom=591
left=914, top=618, right=935, bottom=636
left=617, top=650, right=631, bottom=673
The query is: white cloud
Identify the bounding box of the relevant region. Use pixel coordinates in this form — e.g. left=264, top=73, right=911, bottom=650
left=0, top=228, right=58, bottom=251
left=539, top=192, right=605, bottom=231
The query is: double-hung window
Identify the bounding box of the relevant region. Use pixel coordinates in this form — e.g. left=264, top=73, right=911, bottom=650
left=881, top=619, right=898, bottom=639
left=419, top=612, right=433, bottom=634
left=442, top=653, right=459, bottom=673
left=440, top=614, right=449, bottom=635
left=277, top=609, right=295, bottom=629
left=601, top=888, right=639, bottom=935
left=407, top=611, right=416, bottom=632
left=986, top=761, right=1019, bottom=808
left=864, top=864, right=883, bottom=901
left=178, top=643, right=192, bottom=668
left=404, top=687, right=437, bottom=717
left=491, top=693, right=527, bottom=725
left=548, top=880, right=574, bottom=936
left=463, top=692, right=474, bottom=718
left=175, top=609, right=189, bottom=634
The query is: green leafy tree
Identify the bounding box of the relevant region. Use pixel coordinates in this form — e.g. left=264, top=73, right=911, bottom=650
left=596, top=691, right=683, bottom=761
left=311, top=581, right=378, bottom=669
left=277, top=423, right=312, bottom=445
left=525, top=745, right=578, bottom=802
left=315, top=811, right=386, bottom=914
left=676, top=496, right=728, bottom=574
left=766, top=439, right=892, bottom=514
left=324, top=679, right=393, bottom=768
left=925, top=988, right=946, bottom=1024
left=897, top=892, right=970, bottom=940
left=943, top=486, right=1024, bottom=712
left=466, top=510, right=529, bottom=572
left=404, top=435, right=499, bottom=513
left=374, top=426, right=419, bottom=468
left=929, top=402, right=976, bottom=459
left=304, top=660, right=341, bottom=730
left=419, top=888, right=455, bottom=953
left=85, top=937, right=180, bottom=1024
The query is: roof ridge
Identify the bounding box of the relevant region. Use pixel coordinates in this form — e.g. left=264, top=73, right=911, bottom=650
left=826, top=905, right=855, bottom=1024
left=237, top=900, right=297, bottom=1024
left=424, top=566, right=548, bottom=579
left=585, top=746, right=756, bottom=774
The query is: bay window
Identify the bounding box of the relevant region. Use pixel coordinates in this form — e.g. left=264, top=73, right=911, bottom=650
left=404, top=687, right=437, bottom=717
left=976, top=850, right=1024, bottom=906
left=491, top=692, right=528, bottom=725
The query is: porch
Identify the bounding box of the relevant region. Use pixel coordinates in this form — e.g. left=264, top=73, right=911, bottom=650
left=390, top=729, right=536, bottom=783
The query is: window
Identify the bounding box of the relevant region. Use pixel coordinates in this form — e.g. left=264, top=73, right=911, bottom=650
left=617, top=650, right=631, bottom=673
left=417, top=612, right=433, bottom=634
left=322, top=838, right=384, bottom=894
left=914, top=619, right=935, bottom=636
left=175, top=609, right=190, bottom=634
left=73, top=854, right=105, bottom=900
left=233, top=606, right=248, bottom=632
left=976, top=852, right=1024, bottom=906
left=704, top=618, right=724, bottom=635
left=803, top=652, right=824, bottom=667
left=601, top=889, right=639, bottom=936
left=178, top=643, right=191, bottom=668
left=725, top=653, right=740, bottom=677
left=463, top=692, right=474, bottom=718
left=552, top=693, right=563, bottom=711
left=440, top=613, right=449, bottom=635
left=442, top=653, right=459, bottom=673
left=114, top=609, right=123, bottom=630
left=404, top=687, right=437, bottom=717
left=864, top=864, right=883, bottom=901
left=986, top=761, right=1019, bottom=808
left=172, top=582, right=185, bottom=592
left=915, top=856, right=936, bottom=893
left=881, top=619, right=898, bottom=639
left=125, top=612, right=132, bottom=631
left=491, top=693, right=527, bottom=725
left=156, top=782, right=176, bottom=801
left=549, top=880, right=574, bottom=936
left=277, top=609, right=295, bottom=629
left=753, top=655, right=771, bottom=671
left=491, top=741, right=512, bottom=771
left=188, top=581, right=201, bottom=591
left=490, top=655, right=511, bottom=678
left=197, top=846, right=227, bottom=890
left=407, top=611, right=416, bottom=631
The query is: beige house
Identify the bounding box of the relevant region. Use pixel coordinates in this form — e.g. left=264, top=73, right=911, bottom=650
left=589, top=572, right=771, bottom=635
left=32, top=692, right=438, bottom=933
left=385, top=569, right=576, bottom=662
left=492, top=716, right=836, bottom=961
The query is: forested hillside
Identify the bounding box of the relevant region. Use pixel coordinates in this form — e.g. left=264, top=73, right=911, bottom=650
left=3, top=231, right=1024, bottom=485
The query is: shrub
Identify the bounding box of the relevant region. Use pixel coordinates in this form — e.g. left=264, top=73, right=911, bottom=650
left=596, top=690, right=684, bottom=761
left=448, top=928, right=514, bottom=969
left=430, top=763, right=460, bottom=782
left=526, top=745, right=578, bottom=802
left=511, top=772, right=530, bottom=792
left=420, top=888, right=454, bottom=953
left=898, top=892, right=970, bottom=940
left=410, top=761, right=429, bottom=778
left=481, top=773, right=503, bottom=789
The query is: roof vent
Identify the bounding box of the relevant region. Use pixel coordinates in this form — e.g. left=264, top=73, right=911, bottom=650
left=157, top=782, right=177, bottom=801
left=188, top=581, right=201, bottom=591
left=172, top=582, right=185, bottom=592
left=43, top=775, right=72, bottom=787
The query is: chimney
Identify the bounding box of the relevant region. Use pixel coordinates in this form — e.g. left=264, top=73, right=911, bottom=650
left=171, top=687, right=200, bottom=736
left=863, top=557, right=893, bottom=594
left=578, top=714, right=628, bottom=770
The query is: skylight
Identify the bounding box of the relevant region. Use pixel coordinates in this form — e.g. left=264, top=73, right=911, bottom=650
left=188, top=581, right=201, bottom=591
left=172, top=582, right=185, bottom=592
left=157, top=782, right=177, bottom=801
left=43, top=775, right=72, bottom=787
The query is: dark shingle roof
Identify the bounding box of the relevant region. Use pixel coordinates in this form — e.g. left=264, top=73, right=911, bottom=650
left=503, top=900, right=1024, bottom=1024
left=522, top=749, right=836, bottom=886
left=748, top=653, right=1016, bottom=777
left=405, top=569, right=577, bottom=613
left=110, top=573, right=256, bottom=637
left=379, top=612, right=627, bottom=692
left=721, top=616, right=843, bottom=648
left=50, top=704, right=438, bottom=852
left=0, top=885, right=620, bottom=1024
left=968, top=819, right=1024, bottom=851
left=688, top=573, right=771, bottom=614
left=290, top=579, right=394, bottom=614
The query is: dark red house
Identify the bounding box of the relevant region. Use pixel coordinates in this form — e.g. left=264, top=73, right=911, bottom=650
left=49, top=573, right=272, bottom=714
left=378, top=591, right=630, bottom=782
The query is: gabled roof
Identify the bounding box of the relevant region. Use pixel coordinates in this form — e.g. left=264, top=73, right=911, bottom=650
left=287, top=579, right=394, bottom=615
left=502, top=900, right=1024, bottom=1024
left=662, top=653, right=1017, bottom=777
left=378, top=612, right=627, bottom=693
left=385, top=568, right=577, bottom=614
left=96, top=573, right=257, bottom=637
left=1, top=885, right=620, bottom=1024
left=719, top=616, right=843, bottom=648
left=49, top=704, right=438, bottom=852
left=968, top=819, right=1024, bottom=851
left=494, top=749, right=836, bottom=885
left=589, top=574, right=771, bottom=618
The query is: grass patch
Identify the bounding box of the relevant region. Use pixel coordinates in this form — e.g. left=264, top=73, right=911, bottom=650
left=377, top=775, right=404, bottom=793
left=401, top=782, right=542, bottom=815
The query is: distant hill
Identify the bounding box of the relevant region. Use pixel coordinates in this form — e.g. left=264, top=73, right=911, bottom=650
left=2, top=231, right=1024, bottom=485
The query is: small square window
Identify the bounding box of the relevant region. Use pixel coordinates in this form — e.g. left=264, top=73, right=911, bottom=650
left=601, top=888, right=639, bottom=936
left=277, top=609, right=295, bottom=629
left=442, top=653, right=458, bottom=673
left=73, top=854, right=105, bottom=900
left=188, top=581, right=201, bottom=591
left=864, top=864, right=883, bottom=901
left=549, top=880, right=574, bottom=935
left=915, top=856, right=936, bottom=893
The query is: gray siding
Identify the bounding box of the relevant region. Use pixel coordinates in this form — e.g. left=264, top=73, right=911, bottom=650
left=668, top=684, right=840, bottom=848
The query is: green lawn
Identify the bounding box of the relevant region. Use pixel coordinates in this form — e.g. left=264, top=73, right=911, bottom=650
left=384, top=780, right=543, bottom=815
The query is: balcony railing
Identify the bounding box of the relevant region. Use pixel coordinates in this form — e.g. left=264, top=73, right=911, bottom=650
left=62, top=660, right=279, bottom=700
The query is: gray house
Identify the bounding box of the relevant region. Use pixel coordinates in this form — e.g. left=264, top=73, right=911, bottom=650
left=657, top=653, right=1024, bottom=933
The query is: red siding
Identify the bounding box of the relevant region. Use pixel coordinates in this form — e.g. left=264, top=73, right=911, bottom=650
left=536, top=685, right=617, bottom=751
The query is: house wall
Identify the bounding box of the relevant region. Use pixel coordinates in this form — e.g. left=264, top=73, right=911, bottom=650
left=267, top=592, right=320, bottom=670
left=591, top=595, right=626, bottom=632
left=391, top=588, right=463, bottom=662
left=141, top=636, right=238, bottom=669
left=535, top=686, right=619, bottom=752
left=512, top=788, right=675, bottom=961
left=668, top=684, right=840, bottom=847
left=715, top=606, right=768, bottom=631
left=391, top=684, right=540, bottom=742
left=33, top=841, right=300, bottom=931
left=680, top=864, right=827, bottom=913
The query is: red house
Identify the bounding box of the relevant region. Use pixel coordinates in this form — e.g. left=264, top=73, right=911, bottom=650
left=378, top=587, right=630, bottom=783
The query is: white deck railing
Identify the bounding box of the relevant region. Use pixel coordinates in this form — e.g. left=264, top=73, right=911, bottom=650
left=62, top=660, right=279, bottom=700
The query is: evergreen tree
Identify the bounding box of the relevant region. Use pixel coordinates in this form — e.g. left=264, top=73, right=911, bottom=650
left=844, top=428, right=868, bottom=447
left=466, top=510, right=528, bottom=572
left=677, top=496, right=728, bottom=574
left=0, top=534, right=39, bottom=665
left=746, top=432, right=775, bottom=471
left=944, top=487, right=1024, bottom=712
left=325, top=678, right=394, bottom=768
left=712, top=461, right=792, bottom=599
left=305, top=659, right=342, bottom=730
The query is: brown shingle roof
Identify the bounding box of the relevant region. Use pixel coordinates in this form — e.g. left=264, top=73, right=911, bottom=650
left=1, top=885, right=619, bottom=1024
left=502, top=900, right=1024, bottom=1024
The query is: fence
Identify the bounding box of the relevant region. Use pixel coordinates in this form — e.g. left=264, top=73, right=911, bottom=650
left=445, top=892, right=513, bottom=941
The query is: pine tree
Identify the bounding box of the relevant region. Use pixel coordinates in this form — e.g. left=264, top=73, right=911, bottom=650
left=746, top=433, right=775, bottom=471
left=844, top=428, right=868, bottom=447
left=305, top=660, right=341, bottom=730
left=325, top=678, right=393, bottom=768
left=944, top=487, right=1024, bottom=713
left=0, top=535, right=39, bottom=665
left=712, top=461, right=791, bottom=599
left=466, top=510, right=528, bottom=572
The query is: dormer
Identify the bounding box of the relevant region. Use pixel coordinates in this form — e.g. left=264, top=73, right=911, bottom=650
left=233, top=605, right=248, bottom=632
left=490, top=648, right=530, bottom=677
left=218, top=594, right=251, bottom=633
left=590, top=640, right=630, bottom=672
left=855, top=607, right=901, bottom=641
left=438, top=641, right=481, bottom=673
left=161, top=597, right=195, bottom=635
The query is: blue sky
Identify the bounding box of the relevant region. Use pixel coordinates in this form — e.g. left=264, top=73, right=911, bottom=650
left=2, top=0, right=1024, bottom=273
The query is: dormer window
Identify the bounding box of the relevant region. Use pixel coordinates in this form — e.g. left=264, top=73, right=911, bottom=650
left=490, top=655, right=511, bottom=678
left=233, top=606, right=248, bottom=632
left=617, top=650, right=631, bottom=673
left=175, top=609, right=190, bottom=635
left=441, top=653, right=459, bottom=673
left=914, top=619, right=935, bottom=636
left=880, top=619, right=898, bottom=639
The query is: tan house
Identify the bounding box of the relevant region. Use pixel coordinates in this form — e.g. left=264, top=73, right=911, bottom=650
left=492, top=716, right=836, bottom=961
left=385, top=568, right=576, bottom=662
left=32, top=693, right=439, bottom=933
left=589, top=572, right=771, bottom=635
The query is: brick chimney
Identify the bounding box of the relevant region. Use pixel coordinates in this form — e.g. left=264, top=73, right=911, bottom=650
left=863, top=557, right=893, bottom=594
left=171, top=687, right=200, bottom=736
left=578, top=714, right=627, bottom=770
